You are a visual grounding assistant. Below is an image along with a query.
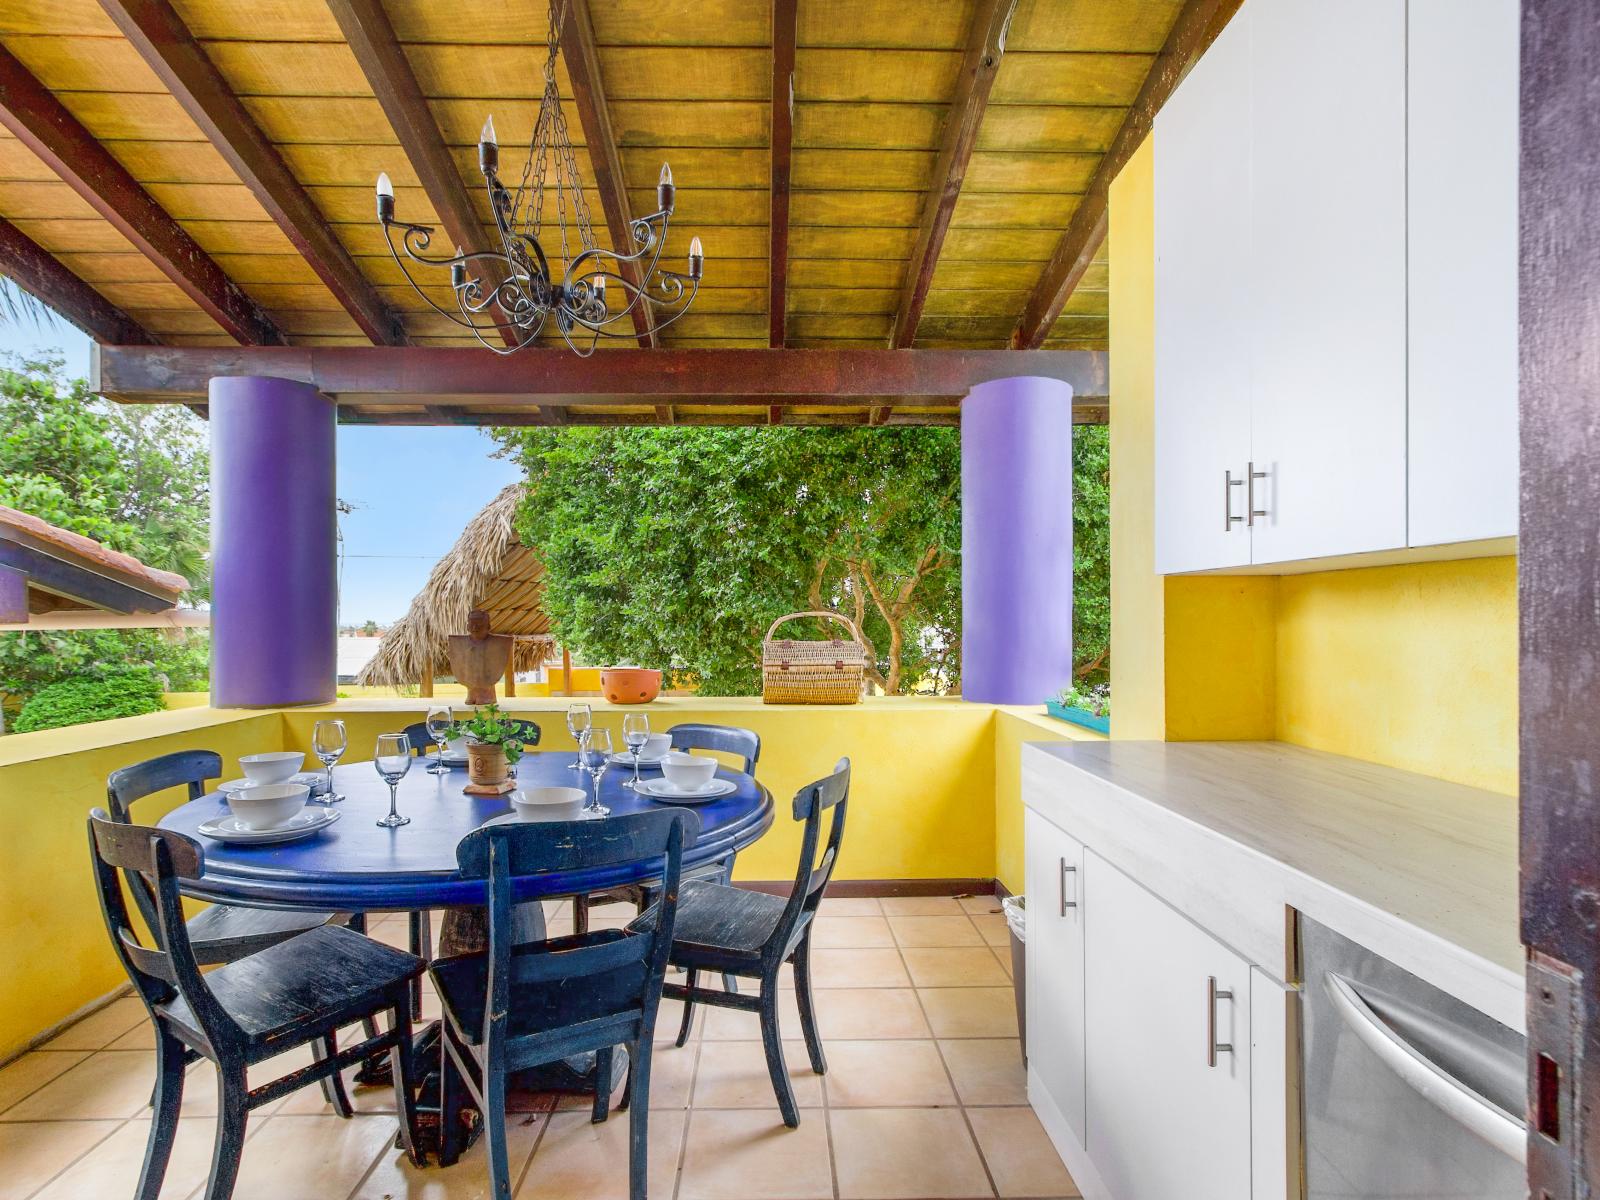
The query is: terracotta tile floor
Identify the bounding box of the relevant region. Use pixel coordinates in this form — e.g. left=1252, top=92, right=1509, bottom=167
left=0, top=896, right=1078, bottom=1199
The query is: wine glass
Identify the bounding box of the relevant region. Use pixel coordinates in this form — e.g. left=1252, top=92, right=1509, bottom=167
left=566, top=703, right=592, bottom=771
left=579, top=728, right=612, bottom=819
left=622, top=712, right=650, bottom=790
left=374, top=732, right=413, bottom=828
left=425, top=705, right=453, bottom=776
left=312, top=719, right=347, bottom=802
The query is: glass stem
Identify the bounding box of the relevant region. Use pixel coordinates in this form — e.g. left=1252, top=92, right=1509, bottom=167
left=327, top=762, right=334, bottom=795
left=388, top=782, right=399, bottom=821
left=633, top=751, right=642, bottom=786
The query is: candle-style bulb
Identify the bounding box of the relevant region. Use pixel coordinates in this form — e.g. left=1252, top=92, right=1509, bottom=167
left=450, top=246, right=467, bottom=290
left=687, top=235, right=704, bottom=281
left=478, top=115, right=499, bottom=176
left=592, top=275, right=607, bottom=311
left=657, top=161, right=675, bottom=212
left=375, top=172, right=394, bottom=221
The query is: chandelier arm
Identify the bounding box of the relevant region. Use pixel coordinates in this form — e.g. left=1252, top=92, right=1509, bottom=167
left=569, top=277, right=700, bottom=338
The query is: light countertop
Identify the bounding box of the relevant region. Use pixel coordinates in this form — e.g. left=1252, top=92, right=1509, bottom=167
left=1023, top=740, right=1521, bottom=1029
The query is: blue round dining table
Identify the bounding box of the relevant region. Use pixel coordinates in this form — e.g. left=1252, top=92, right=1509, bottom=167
left=158, top=750, right=774, bottom=913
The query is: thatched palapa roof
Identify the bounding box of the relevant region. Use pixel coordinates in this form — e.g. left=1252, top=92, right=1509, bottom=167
left=357, top=484, right=554, bottom=688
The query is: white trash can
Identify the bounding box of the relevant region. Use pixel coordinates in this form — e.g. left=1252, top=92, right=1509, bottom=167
left=1002, top=894, right=1026, bottom=1063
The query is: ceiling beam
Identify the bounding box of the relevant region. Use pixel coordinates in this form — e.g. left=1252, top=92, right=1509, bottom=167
left=769, top=0, right=798, bottom=349
left=325, top=0, right=517, bottom=354
left=891, top=0, right=1019, bottom=349
left=93, top=344, right=1109, bottom=409
left=0, top=45, right=282, bottom=346
left=0, top=217, right=156, bottom=346
left=1010, top=0, right=1240, bottom=348
left=99, top=0, right=406, bottom=347
left=336, top=404, right=1110, bottom=429
left=561, top=0, right=657, bottom=352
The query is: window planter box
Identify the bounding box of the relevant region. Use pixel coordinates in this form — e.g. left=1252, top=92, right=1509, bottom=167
left=1046, top=699, right=1110, bottom=735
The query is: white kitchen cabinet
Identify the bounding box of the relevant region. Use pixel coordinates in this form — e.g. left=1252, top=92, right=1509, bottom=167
left=1083, top=849, right=1254, bottom=1200
left=1405, top=0, right=1520, bottom=547
left=1152, top=0, right=1516, bottom=572
left=1023, top=810, right=1087, bottom=1145
left=1246, top=0, right=1408, bottom=565
left=1153, top=6, right=1254, bottom=574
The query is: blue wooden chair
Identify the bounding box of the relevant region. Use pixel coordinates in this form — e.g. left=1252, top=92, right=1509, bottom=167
left=87, top=810, right=424, bottom=1200
left=667, top=723, right=761, bottom=775
left=431, top=808, right=699, bottom=1200
left=663, top=758, right=850, bottom=1127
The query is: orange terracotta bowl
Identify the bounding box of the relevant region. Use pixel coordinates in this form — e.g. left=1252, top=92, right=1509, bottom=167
left=601, top=667, right=662, bottom=705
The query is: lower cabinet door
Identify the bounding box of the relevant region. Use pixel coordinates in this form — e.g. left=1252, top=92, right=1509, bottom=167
left=1084, top=850, right=1254, bottom=1200
left=1024, top=810, right=1087, bottom=1146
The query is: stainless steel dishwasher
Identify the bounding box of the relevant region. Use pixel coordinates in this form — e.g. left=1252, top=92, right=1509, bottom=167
left=1301, top=916, right=1526, bottom=1198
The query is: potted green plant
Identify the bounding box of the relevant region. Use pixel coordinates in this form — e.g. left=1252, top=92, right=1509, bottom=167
left=1046, top=684, right=1111, bottom=735
left=446, top=703, right=527, bottom=787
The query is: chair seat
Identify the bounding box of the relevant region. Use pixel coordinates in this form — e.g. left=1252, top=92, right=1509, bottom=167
left=185, top=903, right=344, bottom=966
left=431, top=930, right=647, bottom=1048
left=159, top=925, right=422, bottom=1057
left=667, top=881, right=808, bottom=974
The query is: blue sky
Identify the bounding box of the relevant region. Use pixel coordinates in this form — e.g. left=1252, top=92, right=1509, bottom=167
left=1, top=316, right=521, bottom=625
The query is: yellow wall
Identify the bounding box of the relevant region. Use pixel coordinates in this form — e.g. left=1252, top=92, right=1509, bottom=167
left=1107, top=129, right=1518, bottom=796
left=992, top=709, right=1098, bottom=894
left=1275, top=557, right=1517, bottom=794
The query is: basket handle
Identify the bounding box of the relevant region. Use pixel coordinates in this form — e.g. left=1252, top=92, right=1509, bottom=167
left=766, top=610, right=864, bottom=645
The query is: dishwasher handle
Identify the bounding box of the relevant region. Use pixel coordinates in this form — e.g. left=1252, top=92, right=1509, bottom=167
left=1325, top=972, right=1525, bottom=1164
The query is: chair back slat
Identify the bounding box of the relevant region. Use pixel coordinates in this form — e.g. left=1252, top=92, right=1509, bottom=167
left=764, top=758, right=851, bottom=966
left=106, top=750, right=221, bottom=822
left=668, top=723, right=760, bottom=776
left=87, top=810, right=234, bottom=1040
left=459, top=811, right=697, bottom=1054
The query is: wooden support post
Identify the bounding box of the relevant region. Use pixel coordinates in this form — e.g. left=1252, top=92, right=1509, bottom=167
left=503, top=656, right=516, bottom=699
left=419, top=658, right=433, bottom=698
left=562, top=647, right=574, bottom=697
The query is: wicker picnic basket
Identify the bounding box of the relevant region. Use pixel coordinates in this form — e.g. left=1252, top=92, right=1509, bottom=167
left=762, top=611, right=868, bottom=705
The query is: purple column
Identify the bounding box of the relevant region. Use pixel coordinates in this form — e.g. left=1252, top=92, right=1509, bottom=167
left=209, top=376, right=336, bottom=707
left=961, top=376, right=1075, bottom=704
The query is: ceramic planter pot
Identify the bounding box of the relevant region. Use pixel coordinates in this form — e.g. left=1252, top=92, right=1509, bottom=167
left=466, top=742, right=510, bottom=786
left=601, top=667, right=662, bottom=704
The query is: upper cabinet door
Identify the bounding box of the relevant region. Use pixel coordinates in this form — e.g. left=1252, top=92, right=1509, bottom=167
left=1246, top=0, right=1408, bottom=565
left=1406, top=0, right=1520, bottom=547
left=1153, top=7, right=1254, bottom=574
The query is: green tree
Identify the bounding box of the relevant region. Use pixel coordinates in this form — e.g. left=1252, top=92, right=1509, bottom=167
left=0, top=355, right=212, bottom=723
left=494, top=422, right=1111, bottom=697
left=1072, top=425, right=1111, bottom=683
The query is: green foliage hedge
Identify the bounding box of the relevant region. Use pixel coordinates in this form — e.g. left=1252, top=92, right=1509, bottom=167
left=12, top=668, right=166, bottom=733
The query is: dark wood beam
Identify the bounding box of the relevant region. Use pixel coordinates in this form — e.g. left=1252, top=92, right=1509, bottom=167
left=0, top=217, right=156, bottom=346
left=561, top=0, right=657, bottom=353
left=1010, top=0, right=1240, bottom=348
left=99, top=0, right=406, bottom=347
left=93, top=344, right=1110, bottom=409
left=769, top=0, right=798, bottom=349
left=325, top=0, right=517, bottom=353
left=0, top=45, right=282, bottom=346
left=891, top=0, right=1019, bottom=349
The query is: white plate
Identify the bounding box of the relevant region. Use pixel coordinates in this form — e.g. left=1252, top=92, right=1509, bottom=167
left=438, top=753, right=470, bottom=766
left=220, top=772, right=328, bottom=795
left=635, top=777, right=736, bottom=804
left=197, top=806, right=341, bottom=844
left=608, top=751, right=668, bottom=767
left=482, top=809, right=589, bottom=827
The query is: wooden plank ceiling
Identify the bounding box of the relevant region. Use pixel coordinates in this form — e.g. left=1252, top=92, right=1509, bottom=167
left=0, top=0, right=1205, bottom=425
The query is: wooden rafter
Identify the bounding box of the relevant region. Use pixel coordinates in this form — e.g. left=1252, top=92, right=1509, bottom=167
left=0, top=45, right=282, bottom=347
left=0, top=217, right=155, bottom=346
left=769, top=0, right=798, bottom=349
left=1011, top=0, right=1240, bottom=348
left=325, top=0, right=515, bottom=364
left=891, top=0, right=1019, bottom=349
left=99, top=0, right=406, bottom=347
left=93, top=345, right=1109, bottom=410
left=559, top=0, right=672, bottom=424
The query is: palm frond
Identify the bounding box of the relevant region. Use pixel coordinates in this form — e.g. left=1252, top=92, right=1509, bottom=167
left=0, top=275, right=59, bottom=329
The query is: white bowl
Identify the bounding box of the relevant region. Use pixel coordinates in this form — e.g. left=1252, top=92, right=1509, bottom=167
left=636, top=733, right=672, bottom=759
left=509, top=786, right=586, bottom=821
left=227, top=782, right=309, bottom=830
left=239, top=751, right=305, bottom=785
left=661, top=752, right=718, bottom=791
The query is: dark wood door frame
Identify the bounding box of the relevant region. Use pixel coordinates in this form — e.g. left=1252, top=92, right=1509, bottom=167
left=1519, top=0, right=1600, bottom=1192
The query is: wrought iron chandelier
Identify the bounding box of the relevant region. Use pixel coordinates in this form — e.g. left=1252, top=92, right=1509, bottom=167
left=373, top=0, right=703, bottom=356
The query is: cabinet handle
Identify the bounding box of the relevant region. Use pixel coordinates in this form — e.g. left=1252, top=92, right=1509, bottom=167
left=1058, top=859, right=1078, bottom=915
left=1207, top=976, right=1234, bottom=1067
left=1223, top=470, right=1245, bottom=531
left=1246, top=461, right=1269, bottom=526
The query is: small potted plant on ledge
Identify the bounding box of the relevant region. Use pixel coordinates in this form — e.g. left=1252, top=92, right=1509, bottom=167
left=1047, top=683, right=1111, bottom=735
left=447, top=703, right=527, bottom=788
